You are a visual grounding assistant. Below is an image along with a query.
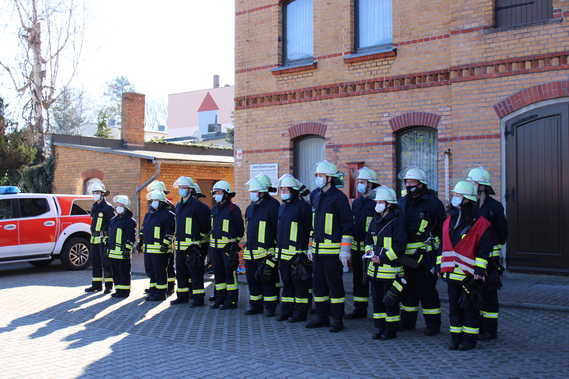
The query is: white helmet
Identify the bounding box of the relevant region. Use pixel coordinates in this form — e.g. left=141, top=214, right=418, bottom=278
left=355, top=167, right=380, bottom=188
left=255, top=173, right=276, bottom=192
left=193, top=182, right=206, bottom=198
left=211, top=180, right=235, bottom=197
left=374, top=185, right=398, bottom=204
left=277, top=174, right=300, bottom=190
left=468, top=166, right=491, bottom=186
left=89, top=182, right=107, bottom=194
left=452, top=180, right=478, bottom=201
left=399, top=166, right=428, bottom=185
left=173, top=176, right=196, bottom=189
left=247, top=178, right=268, bottom=192
left=113, top=195, right=131, bottom=210
left=146, top=190, right=167, bottom=202
left=146, top=180, right=169, bottom=194
left=314, top=160, right=343, bottom=185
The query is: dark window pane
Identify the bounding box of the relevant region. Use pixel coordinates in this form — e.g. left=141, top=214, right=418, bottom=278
left=0, top=199, right=12, bottom=219
left=18, top=198, right=49, bottom=218
left=495, top=0, right=552, bottom=28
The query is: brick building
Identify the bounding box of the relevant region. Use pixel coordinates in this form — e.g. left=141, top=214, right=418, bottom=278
left=234, top=0, right=569, bottom=274
left=53, top=92, right=234, bottom=223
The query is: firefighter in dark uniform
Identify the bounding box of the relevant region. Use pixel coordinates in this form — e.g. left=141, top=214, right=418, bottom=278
left=170, top=176, right=211, bottom=307
left=243, top=178, right=280, bottom=316
left=139, top=189, right=176, bottom=301
left=147, top=180, right=177, bottom=296
left=275, top=174, right=313, bottom=323
left=439, top=180, right=491, bottom=351
left=365, top=185, right=407, bottom=340
left=468, top=166, right=508, bottom=340
left=305, top=160, right=354, bottom=333
left=108, top=195, right=137, bottom=298
left=398, top=166, right=446, bottom=336
left=209, top=180, right=245, bottom=310
left=345, top=167, right=380, bottom=320
left=85, top=182, right=115, bottom=294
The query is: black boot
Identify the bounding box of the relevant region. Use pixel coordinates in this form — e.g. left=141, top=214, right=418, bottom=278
left=305, top=317, right=330, bottom=329
left=85, top=285, right=102, bottom=292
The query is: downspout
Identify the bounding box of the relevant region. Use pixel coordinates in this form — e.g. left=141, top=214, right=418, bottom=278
left=444, top=149, right=452, bottom=205
left=134, top=159, right=162, bottom=248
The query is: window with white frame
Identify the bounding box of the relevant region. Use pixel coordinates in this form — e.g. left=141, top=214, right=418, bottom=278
left=294, top=135, right=325, bottom=193
left=397, top=127, right=438, bottom=196
left=283, top=0, right=313, bottom=65
left=356, top=0, right=392, bottom=53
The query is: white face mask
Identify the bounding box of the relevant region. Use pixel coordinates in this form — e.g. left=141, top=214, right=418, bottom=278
left=315, top=176, right=326, bottom=188
left=250, top=192, right=260, bottom=202
left=115, top=206, right=125, bottom=214
left=151, top=200, right=160, bottom=209
left=281, top=193, right=291, bottom=201
left=214, top=194, right=224, bottom=203
left=451, top=196, right=463, bottom=208
left=179, top=189, right=188, bottom=198
left=357, top=183, right=368, bottom=194
left=375, top=203, right=386, bottom=213
left=93, top=194, right=101, bottom=202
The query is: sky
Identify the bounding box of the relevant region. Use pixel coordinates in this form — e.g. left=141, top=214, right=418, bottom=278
left=0, top=0, right=235, bottom=113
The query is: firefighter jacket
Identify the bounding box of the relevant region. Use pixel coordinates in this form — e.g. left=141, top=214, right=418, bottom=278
left=244, top=195, right=280, bottom=260
left=140, top=203, right=176, bottom=254
left=276, top=194, right=312, bottom=260
left=351, top=191, right=377, bottom=250
left=439, top=208, right=492, bottom=282
left=107, top=210, right=137, bottom=260
left=210, top=200, right=245, bottom=249
left=364, top=209, right=407, bottom=280
left=175, top=196, right=211, bottom=250
left=398, top=188, right=446, bottom=256
left=90, top=199, right=115, bottom=243
left=309, top=185, right=354, bottom=255
left=477, top=196, right=508, bottom=258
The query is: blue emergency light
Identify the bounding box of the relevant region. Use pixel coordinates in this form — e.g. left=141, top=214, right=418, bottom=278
left=0, top=186, right=21, bottom=194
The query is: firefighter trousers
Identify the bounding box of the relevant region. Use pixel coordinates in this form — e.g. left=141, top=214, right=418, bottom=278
left=144, top=252, right=169, bottom=297
left=279, top=260, right=311, bottom=320
left=399, top=266, right=441, bottom=329
left=448, top=280, right=480, bottom=345
left=370, top=279, right=400, bottom=331
left=480, top=287, right=499, bottom=335
left=90, top=242, right=113, bottom=290
left=174, top=247, right=206, bottom=302
left=244, top=258, right=280, bottom=313
left=210, top=247, right=239, bottom=307
left=312, top=254, right=345, bottom=321
left=110, top=257, right=131, bottom=295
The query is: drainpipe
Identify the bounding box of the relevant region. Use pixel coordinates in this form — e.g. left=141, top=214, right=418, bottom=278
left=134, top=159, right=162, bottom=247
left=444, top=149, right=452, bottom=205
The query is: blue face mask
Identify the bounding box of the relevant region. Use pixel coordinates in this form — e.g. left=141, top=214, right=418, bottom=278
left=315, top=176, right=326, bottom=188
left=281, top=193, right=291, bottom=201
left=451, top=196, right=463, bottom=208
left=179, top=189, right=188, bottom=198
left=357, top=183, right=368, bottom=194
left=250, top=192, right=260, bottom=202
left=214, top=194, right=224, bottom=203
left=151, top=200, right=160, bottom=209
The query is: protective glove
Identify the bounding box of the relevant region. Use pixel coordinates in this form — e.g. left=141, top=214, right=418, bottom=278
left=484, top=260, right=504, bottom=291
left=459, top=276, right=485, bottom=309
left=185, top=244, right=203, bottom=269
left=339, top=251, right=350, bottom=266
left=383, top=275, right=407, bottom=307
left=307, top=238, right=313, bottom=261
left=340, top=237, right=352, bottom=266
left=224, top=242, right=240, bottom=270
left=160, top=244, right=170, bottom=253
left=255, top=255, right=277, bottom=282
left=291, top=253, right=312, bottom=281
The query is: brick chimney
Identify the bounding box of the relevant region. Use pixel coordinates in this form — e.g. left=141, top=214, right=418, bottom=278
left=121, top=92, right=145, bottom=149
left=213, top=74, right=220, bottom=88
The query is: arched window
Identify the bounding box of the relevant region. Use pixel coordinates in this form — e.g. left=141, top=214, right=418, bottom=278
left=84, top=177, right=103, bottom=196
left=396, top=127, right=438, bottom=196
left=294, top=135, right=325, bottom=192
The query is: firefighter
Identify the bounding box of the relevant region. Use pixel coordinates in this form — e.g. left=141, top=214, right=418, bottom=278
left=345, top=167, right=380, bottom=320
left=275, top=174, right=312, bottom=323
left=108, top=195, right=137, bottom=298
left=85, top=182, right=115, bottom=294
left=439, top=180, right=491, bottom=351
left=364, top=185, right=407, bottom=340
left=170, top=176, right=211, bottom=307
left=243, top=178, right=280, bottom=316
left=254, top=173, right=281, bottom=207
left=139, top=189, right=176, bottom=301
left=397, top=166, right=446, bottom=336
left=468, top=166, right=508, bottom=340
left=146, top=180, right=176, bottom=296
left=209, top=180, right=245, bottom=310
left=305, top=160, right=353, bottom=333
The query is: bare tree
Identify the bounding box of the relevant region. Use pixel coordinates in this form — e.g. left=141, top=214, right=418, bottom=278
left=0, top=0, right=86, bottom=151
left=145, top=97, right=168, bottom=131
left=50, top=87, right=86, bottom=134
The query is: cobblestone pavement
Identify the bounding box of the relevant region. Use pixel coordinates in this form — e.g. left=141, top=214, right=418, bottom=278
left=1, top=262, right=568, bottom=378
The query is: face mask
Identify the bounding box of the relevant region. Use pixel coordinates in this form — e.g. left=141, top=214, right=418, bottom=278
left=93, top=194, right=101, bottom=202
left=115, top=206, right=125, bottom=214
left=250, top=192, right=260, bottom=202
left=357, top=183, right=368, bottom=194
left=375, top=203, right=386, bottom=213
left=451, top=196, right=463, bottom=208
left=281, top=193, right=291, bottom=201
left=151, top=200, right=160, bottom=209
left=179, top=189, right=188, bottom=198
left=315, top=176, right=326, bottom=189
left=406, top=185, right=418, bottom=195
left=214, top=194, right=224, bottom=203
